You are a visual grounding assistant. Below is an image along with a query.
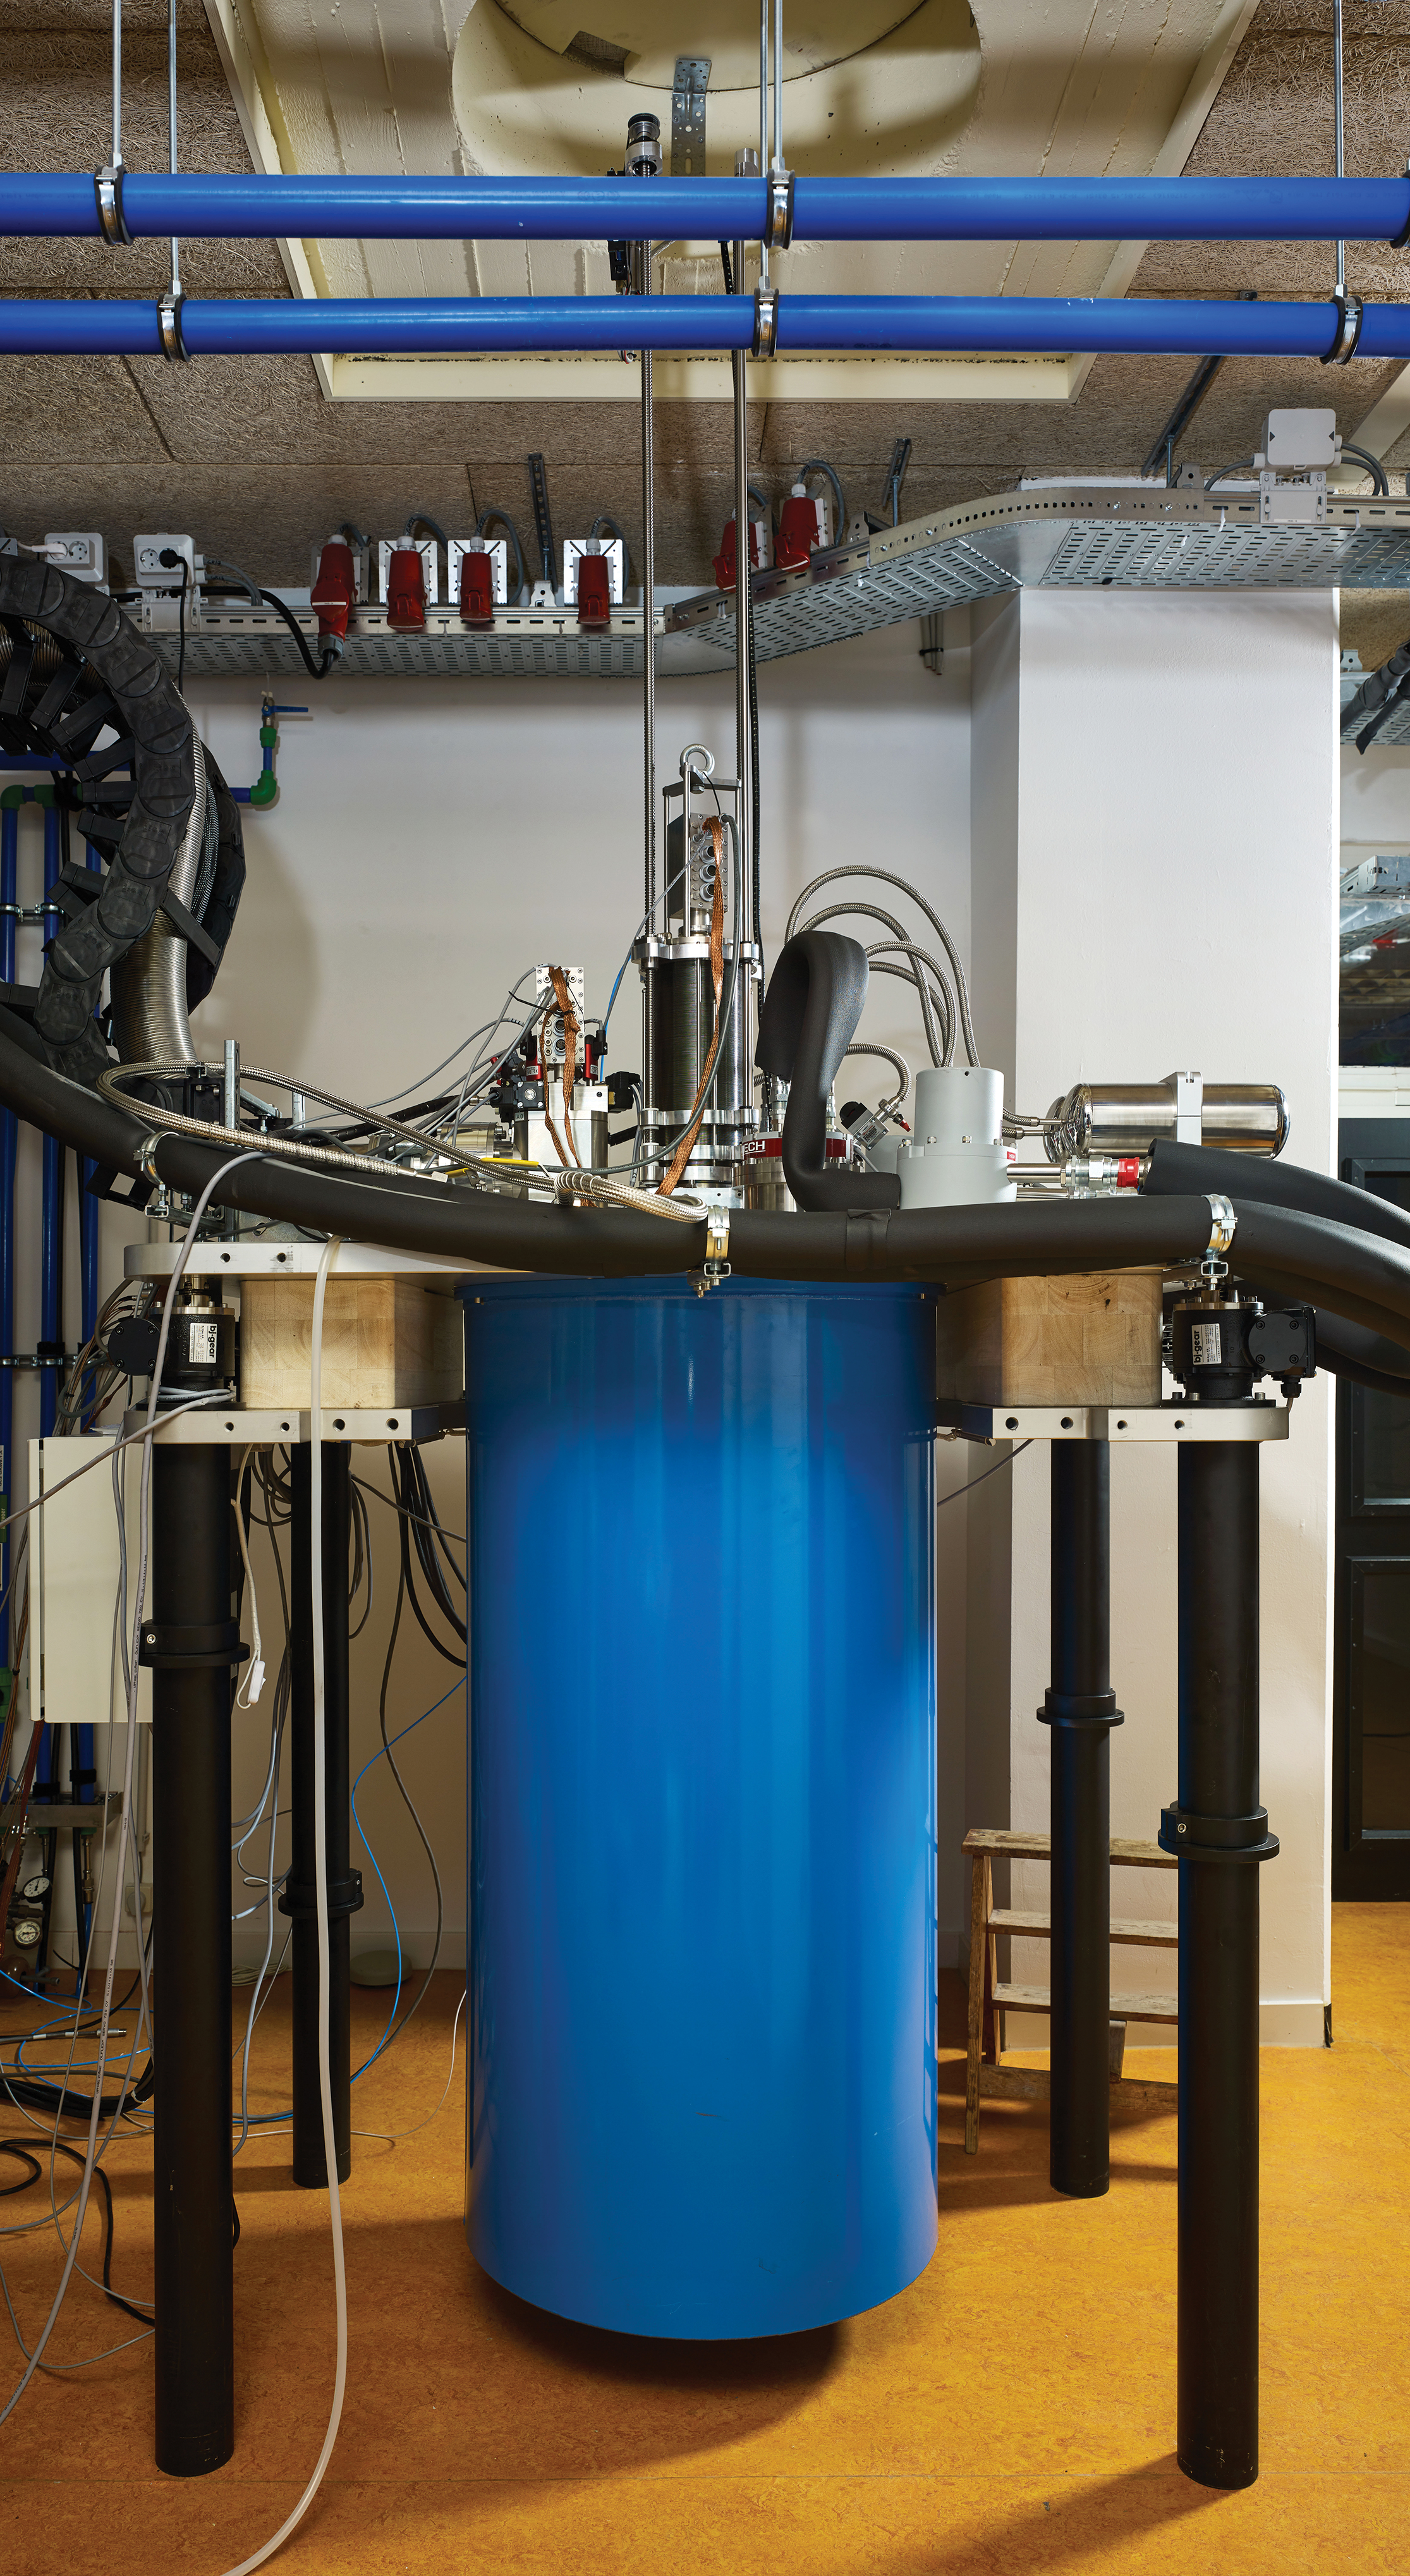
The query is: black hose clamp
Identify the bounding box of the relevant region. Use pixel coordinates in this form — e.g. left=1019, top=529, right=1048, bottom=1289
left=1038, top=1688, right=1124, bottom=1731
left=138, top=1618, right=250, bottom=1672
left=1158, top=1802, right=1280, bottom=1863
left=766, top=168, right=795, bottom=250
left=753, top=285, right=779, bottom=358
left=157, top=290, right=188, bottom=362
left=278, top=1869, right=365, bottom=1925
left=1323, top=290, right=1364, bottom=366
left=94, top=166, right=131, bottom=245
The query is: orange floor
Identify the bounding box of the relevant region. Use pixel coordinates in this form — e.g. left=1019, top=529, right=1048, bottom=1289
left=2, top=1907, right=1407, bottom=2574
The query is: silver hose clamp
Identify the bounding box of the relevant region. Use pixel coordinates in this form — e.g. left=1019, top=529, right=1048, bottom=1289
left=753, top=286, right=779, bottom=358
left=157, top=290, right=188, bottom=362
left=691, top=1207, right=732, bottom=1296
left=1324, top=290, right=1364, bottom=365
left=94, top=166, right=131, bottom=245
left=766, top=168, right=795, bottom=250
left=135, top=1130, right=167, bottom=1182
left=1202, top=1191, right=1237, bottom=1286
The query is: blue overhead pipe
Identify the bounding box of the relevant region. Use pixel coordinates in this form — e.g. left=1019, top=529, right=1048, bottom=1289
left=3, top=290, right=1409, bottom=361
left=2, top=169, right=1409, bottom=244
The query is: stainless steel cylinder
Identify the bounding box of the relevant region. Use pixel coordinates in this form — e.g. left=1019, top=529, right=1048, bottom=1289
left=1045, top=1080, right=1288, bottom=1163
left=638, top=941, right=760, bottom=1187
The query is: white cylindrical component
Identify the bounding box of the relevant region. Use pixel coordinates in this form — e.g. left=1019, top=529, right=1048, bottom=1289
left=897, top=1066, right=1016, bottom=1209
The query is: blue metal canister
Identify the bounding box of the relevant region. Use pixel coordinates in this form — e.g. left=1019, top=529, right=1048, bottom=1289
left=463, top=1276, right=937, bottom=2338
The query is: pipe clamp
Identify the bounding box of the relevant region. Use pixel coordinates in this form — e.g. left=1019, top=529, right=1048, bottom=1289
left=1038, top=1688, right=1124, bottom=1731
left=135, top=1131, right=167, bottom=1183
left=753, top=286, right=779, bottom=357
left=1158, top=1801, right=1280, bottom=1863
left=1202, top=1192, right=1236, bottom=1286
left=157, top=290, right=188, bottom=362
left=766, top=168, right=795, bottom=251
left=278, top=1869, right=365, bottom=1924
left=690, top=1207, right=731, bottom=1296
left=1323, top=289, right=1364, bottom=364
left=94, top=166, right=131, bottom=246
left=138, top=1618, right=250, bottom=1672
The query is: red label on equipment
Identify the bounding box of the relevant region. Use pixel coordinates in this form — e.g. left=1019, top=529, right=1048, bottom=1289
left=1117, top=1157, right=1140, bottom=1188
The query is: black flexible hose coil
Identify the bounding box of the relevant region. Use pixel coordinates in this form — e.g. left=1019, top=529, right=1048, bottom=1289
left=8, top=1004, right=1410, bottom=1368
left=1144, top=1136, right=1410, bottom=1384
left=0, top=556, right=199, bottom=1084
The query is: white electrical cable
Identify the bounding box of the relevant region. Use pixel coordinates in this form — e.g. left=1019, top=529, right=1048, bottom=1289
left=232, top=1445, right=265, bottom=1708
left=222, top=1236, right=346, bottom=2576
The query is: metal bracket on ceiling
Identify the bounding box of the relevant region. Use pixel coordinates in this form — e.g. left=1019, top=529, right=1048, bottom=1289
left=157, top=290, right=188, bottom=362
left=670, top=56, right=710, bottom=177
left=94, top=165, right=131, bottom=245
left=1324, top=289, right=1364, bottom=365
left=753, top=286, right=779, bottom=358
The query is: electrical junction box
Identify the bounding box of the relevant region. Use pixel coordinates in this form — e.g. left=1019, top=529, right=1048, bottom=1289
left=44, top=533, right=106, bottom=588
left=447, top=537, right=509, bottom=606
left=30, top=1434, right=150, bottom=1726
left=562, top=537, right=625, bottom=606
left=132, top=532, right=201, bottom=590
left=1260, top=472, right=1325, bottom=528
left=1261, top=409, right=1339, bottom=472
left=377, top=535, right=439, bottom=606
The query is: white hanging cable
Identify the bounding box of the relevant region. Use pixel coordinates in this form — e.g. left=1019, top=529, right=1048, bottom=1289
left=232, top=1446, right=266, bottom=1709
left=222, top=1238, right=346, bottom=2576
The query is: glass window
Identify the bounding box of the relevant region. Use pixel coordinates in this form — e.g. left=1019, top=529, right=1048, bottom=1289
left=1356, top=1387, right=1410, bottom=1510
left=1354, top=1569, right=1410, bottom=1836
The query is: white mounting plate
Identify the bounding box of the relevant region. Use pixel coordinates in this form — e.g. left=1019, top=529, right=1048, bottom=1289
left=123, top=1240, right=482, bottom=1283
left=938, top=1400, right=1291, bottom=1444
left=121, top=1400, right=464, bottom=1448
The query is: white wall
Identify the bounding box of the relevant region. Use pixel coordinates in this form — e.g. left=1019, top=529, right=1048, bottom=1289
left=171, top=622, right=974, bottom=1968
left=966, top=588, right=1339, bottom=2045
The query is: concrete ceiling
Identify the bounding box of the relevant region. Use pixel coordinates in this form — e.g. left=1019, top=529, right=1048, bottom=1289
left=3, top=0, right=1410, bottom=659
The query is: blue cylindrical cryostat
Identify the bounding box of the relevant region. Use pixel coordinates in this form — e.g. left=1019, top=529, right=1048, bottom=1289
left=463, top=1276, right=938, bottom=2339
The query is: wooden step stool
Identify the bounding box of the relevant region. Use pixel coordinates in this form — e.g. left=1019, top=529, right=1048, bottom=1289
left=963, top=1828, right=1179, bottom=2152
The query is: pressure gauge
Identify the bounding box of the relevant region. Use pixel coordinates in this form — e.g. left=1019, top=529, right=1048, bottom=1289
left=11, top=1919, right=40, bottom=1948
left=20, top=1876, right=49, bottom=1901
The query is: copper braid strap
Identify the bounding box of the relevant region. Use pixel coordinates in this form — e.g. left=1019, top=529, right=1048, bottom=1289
left=660, top=818, right=726, bottom=1199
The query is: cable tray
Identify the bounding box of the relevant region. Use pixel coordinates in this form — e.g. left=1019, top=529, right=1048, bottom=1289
left=150, top=604, right=648, bottom=681
left=145, top=489, right=1410, bottom=682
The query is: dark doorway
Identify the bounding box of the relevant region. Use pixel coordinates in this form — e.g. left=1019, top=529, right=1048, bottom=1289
left=1334, top=1121, right=1410, bottom=1898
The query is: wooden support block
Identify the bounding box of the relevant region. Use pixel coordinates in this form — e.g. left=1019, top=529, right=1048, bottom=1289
left=935, top=1267, right=1164, bottom=1407
left=239, top=1277, right=463, bottom=1412
left=976, top=2065, right=1177, bottom=2109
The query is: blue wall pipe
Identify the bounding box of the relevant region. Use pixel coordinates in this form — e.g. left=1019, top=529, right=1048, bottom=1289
left=38, top=805, right=61, bottom=1443
left=0, top=803, right=14, bottom=1664
left=1, top=169, right=1409, bottom=244
left=4, top=290, right=1410, bottom=361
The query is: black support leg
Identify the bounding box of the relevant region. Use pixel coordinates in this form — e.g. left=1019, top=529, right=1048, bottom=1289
left=284, top=1442, right=358, bottom=2188
left=151, top=1441, right=234, bottom=2477
left=1165, top=1439, right=1278, bottom=2490
left=1042, top=1440, right=1122, bottom=2200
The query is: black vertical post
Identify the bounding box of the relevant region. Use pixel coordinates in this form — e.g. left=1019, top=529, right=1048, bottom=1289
left=151, top=1439, right=234, bottom=2476
left=1042, top=1439, right=1122, bottom=2199
left=284, top=1441, right=358, bottom=2187
left=1165, top=1440, right=1276, bottom=2491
